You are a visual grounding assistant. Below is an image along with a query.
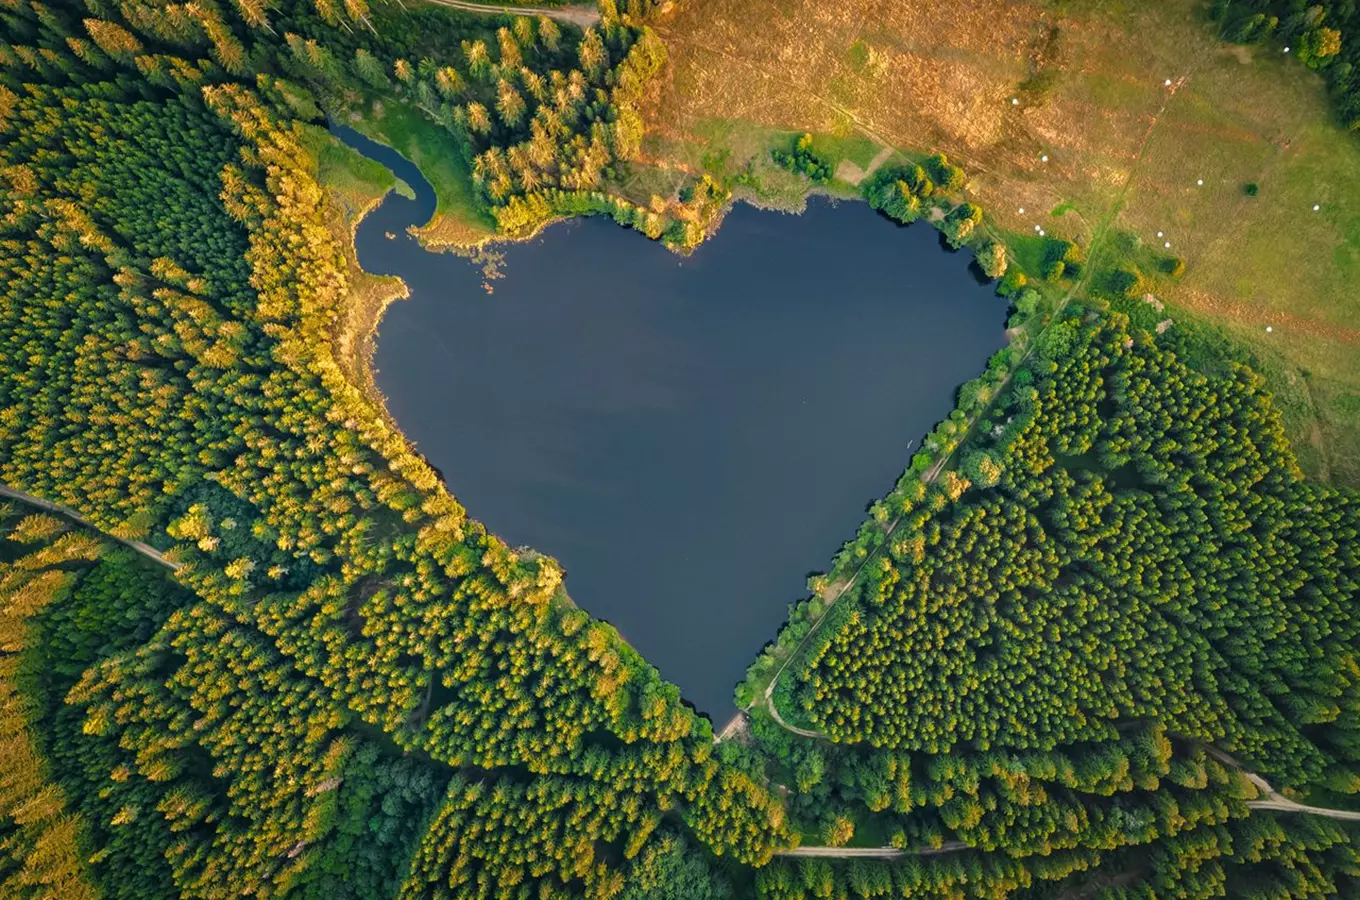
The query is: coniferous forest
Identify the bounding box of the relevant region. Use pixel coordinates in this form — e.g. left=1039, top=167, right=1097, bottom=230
left=0, top=0, right=1359, bottom=898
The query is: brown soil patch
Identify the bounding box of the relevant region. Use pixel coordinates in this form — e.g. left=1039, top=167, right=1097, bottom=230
left=835, top=144, right=893, bottom=186
left=1171, top=286, right=1360, bottom=347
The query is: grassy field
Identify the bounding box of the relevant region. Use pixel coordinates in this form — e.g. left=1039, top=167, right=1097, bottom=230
left=636, top=0, right=1360, bottom=485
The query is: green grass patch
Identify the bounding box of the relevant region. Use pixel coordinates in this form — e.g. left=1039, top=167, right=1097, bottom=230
left=685, top=119, right=885, bottom=206
left=1017, top=67, right=1060, bottom=103
left=300, top=122, right=411, bottom=214
left=847, top=39, right=871, bottom=69
left=1078, top=71, right=1154, bottom=109
left=807, top=131, right=881, bottom=170
left=707, top=118, right=875, bottom=167
left=847, top=812, right=891, bottom=848
left=342, top=96, right=496, bottom=247
left=1007, top=231, right=1055, bottom=277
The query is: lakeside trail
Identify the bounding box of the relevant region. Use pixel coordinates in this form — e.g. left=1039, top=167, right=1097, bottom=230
left=0, top=482, right=178, bottom=571
left=754, top=49, right=1222, bottom=743
left=420, top=0, right=600, bottom=27
left=8, top=489, right=1358, bottom=863
left=730, top=43, right=1360, bottom=858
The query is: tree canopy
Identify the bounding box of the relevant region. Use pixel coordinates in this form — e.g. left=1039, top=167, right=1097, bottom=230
left=0, top=0, right=1357, bottom=897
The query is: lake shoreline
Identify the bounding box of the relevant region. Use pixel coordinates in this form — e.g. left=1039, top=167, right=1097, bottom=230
left=340, top=134, right=1007, bottom=713
left=326, top=122, right=882, bottom=449
left=328, top=178, right=411, bottom=439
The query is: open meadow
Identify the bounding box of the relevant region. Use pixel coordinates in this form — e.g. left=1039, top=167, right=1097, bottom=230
left=636, top=0, right=1360, bottom=484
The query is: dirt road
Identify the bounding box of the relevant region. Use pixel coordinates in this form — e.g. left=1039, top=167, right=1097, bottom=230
left=0, top=483, right=179, bottom=571
left=420, top=0, right=600, bottom=27
left=777, top=841, right=968, bottom=859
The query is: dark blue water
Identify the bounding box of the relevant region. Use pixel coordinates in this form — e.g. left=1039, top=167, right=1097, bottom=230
left=333, top=125, right=1006, bottom=717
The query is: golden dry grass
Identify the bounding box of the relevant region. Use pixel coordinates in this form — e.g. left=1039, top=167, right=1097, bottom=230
left=307, top=126, right=412, bottom=416
left=638, top=0, right=1360, bottom=484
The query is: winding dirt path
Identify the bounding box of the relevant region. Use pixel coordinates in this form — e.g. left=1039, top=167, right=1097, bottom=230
left=0, top=483, right=178, bottom=571
left=1246, top=800, right=1360, bottom=821
left=835, top=144, right=896, bottom=186
left=1208, top=747, right=1360, bottom=822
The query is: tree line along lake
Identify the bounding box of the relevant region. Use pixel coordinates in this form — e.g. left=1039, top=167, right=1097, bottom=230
left=332, top=125, right=1006, bottom=718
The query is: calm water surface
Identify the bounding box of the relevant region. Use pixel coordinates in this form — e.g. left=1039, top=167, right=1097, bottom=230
left=334, top=126, right=1005, bottom=717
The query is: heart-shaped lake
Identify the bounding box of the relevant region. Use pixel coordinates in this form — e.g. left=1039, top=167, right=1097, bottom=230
left=336, top=126, right=1006, bottom=717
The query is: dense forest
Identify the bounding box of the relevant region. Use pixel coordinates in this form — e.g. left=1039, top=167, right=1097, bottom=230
left=0, top=0, right=787, bottom=897
left=748, top=307, right=1360, bottom=897
left=786, top=315, right=1360, bottom=773
left=1, top=0, right=1359, bottom=898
